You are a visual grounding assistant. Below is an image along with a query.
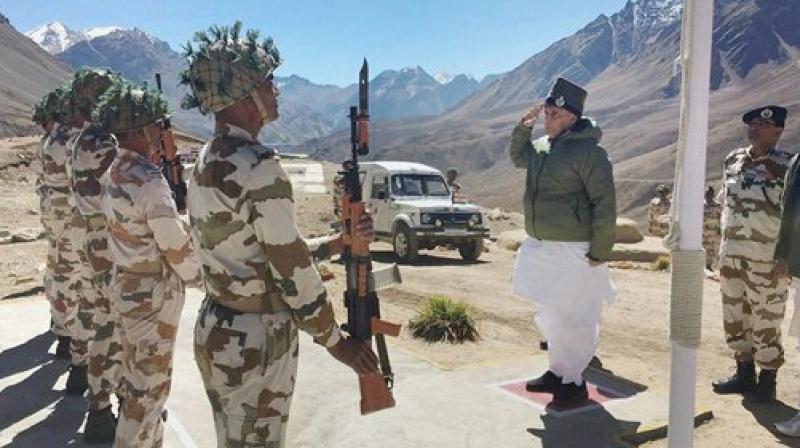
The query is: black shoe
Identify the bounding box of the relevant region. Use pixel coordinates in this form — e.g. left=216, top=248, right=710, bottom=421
left=526, top=370, right=560, bottom=393
left=55, top=336, right=71, bottom=360
left=712, top=361, right=756, bottom=394
left=84, top=406, right=116, bottom=444
left=550, top=382, right=589, bottom=407
left=754, top=369, right=777, bottom=403
left=65, top=364, right=88, bottom=396
left=539, top=340, right=549, bottom=351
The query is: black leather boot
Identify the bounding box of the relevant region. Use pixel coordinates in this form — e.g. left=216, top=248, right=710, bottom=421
left=712, top=361, right=756, bottom=394
left=55, top=336, right=71, bottom=359
left=550, top=381, right=589, bottom=407
left=83, top=406, right=116, bottom=444
left=526, top=370, right=560, bottom=393
left=65, top=364, right=88, bottom=396
left=754, top=369, right=777, bottom=403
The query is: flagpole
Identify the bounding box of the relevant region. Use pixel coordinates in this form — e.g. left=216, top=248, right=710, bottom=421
left=667, top=0, right=714, bottom=446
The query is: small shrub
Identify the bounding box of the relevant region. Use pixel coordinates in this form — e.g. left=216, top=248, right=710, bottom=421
left=408, top=295, right=479, bottom=343
left=654, top=256, right=671, bottom=271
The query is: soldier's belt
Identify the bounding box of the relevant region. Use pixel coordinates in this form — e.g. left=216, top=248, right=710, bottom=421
left=208, top=292, right=289, bottom=314
left=115, top=262, right=163, bottom=276
left=46, top=186, right=71, bottom=195
left=84, top=214, right=106, bottom=229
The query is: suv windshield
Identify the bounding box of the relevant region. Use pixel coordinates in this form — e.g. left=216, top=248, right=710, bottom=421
left=391, top=174, right=450, bottom=197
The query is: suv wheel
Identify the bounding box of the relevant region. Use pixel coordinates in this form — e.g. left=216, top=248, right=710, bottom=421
left=458, top=238, right=483, bottom=262
left=393, top=222, right=419, bottom=263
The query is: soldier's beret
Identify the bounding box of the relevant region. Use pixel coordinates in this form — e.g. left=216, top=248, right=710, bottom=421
left=743, top=105, right=787, bottom=127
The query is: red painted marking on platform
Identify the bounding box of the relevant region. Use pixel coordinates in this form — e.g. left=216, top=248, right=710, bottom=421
left=498, top=379, right=625, bottom=413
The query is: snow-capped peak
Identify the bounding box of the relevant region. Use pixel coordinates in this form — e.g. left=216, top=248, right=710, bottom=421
left=25, top=22, right=124, bottom=54
left=25, top=21, right=84, bottom=54
left=633, top=0, right=683, bottom=28
left=84, top=26, right=122, bottom=39
left=434, top=72, right=455, bottom=84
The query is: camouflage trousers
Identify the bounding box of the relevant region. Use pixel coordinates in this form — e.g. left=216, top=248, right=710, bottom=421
left=83, top=216, right=124, bottom=410
left=194, top=299, right=299, bottom=448
left=43, top=199, right=93, bottom=366
left=113, top=267, right=185, bottom=448
left=720, top=256, right=789, bottom=370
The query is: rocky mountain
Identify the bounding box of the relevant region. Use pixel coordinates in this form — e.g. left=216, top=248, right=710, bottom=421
left=302, top=0, right=800, bottom=219
left=33, top=23, right=486, bottom=145
left=0, top=16, right=71, bottom=137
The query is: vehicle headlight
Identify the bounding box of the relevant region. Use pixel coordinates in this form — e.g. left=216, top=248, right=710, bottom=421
left=469, top=214, right=482, bottom=225
left=421, top=213, right=432, bottom=225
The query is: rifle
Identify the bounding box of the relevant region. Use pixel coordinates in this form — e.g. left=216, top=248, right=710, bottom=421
left=340, top=59, right=402, bottom=415
left=154, top=73, right=187, bottom=212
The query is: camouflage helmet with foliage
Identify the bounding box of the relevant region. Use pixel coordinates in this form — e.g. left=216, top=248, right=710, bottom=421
left=32, top=87, right=65, bottom=125
left=179, top=21, right=281, bottom=115
left=60, top=68, right=117, bottom=124
left=92, top=79, right=170, bottom=133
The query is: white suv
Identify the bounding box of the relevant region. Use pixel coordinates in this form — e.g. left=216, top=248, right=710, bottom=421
left=359, top=161, right=488, bottom=263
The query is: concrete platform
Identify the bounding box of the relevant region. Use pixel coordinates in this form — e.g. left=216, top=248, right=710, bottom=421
left=0, top=289, right=671, bottom=447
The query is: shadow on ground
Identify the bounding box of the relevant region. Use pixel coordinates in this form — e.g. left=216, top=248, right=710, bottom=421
left=0, top=332, right=103, bottom=447
left=743, top=398, right=800, bottom=448
left=0, top=331, right=55, bottom=380
left=528, top=408, right=641, bottom=448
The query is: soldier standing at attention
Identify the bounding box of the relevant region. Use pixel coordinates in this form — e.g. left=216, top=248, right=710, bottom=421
left=32, top=88, right=78, bottom=359
left=62, top=68, right=123, bottom=443
left=97, top=80, right=200, bottom=448
left=648, top=184, right=671, bottom=237
left=712, top=105, right=792, bottom=403
left=181, top=22, right=378, bottom=447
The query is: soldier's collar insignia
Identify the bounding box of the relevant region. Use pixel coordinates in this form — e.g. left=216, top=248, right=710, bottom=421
left=761, top=108, right=773, bottom=119
left=555, top=96, right=566, bottom=107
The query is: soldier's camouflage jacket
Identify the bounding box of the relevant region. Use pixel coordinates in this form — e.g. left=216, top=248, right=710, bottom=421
left=187, top=124, right=341, bottom=347
left=720, top=146, right=792, bottom=262
left=71, top=122, right=117, bottom=217
left=102, top=148, right=199, bottom=285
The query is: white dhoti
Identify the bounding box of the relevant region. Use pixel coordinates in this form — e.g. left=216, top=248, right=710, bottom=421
left=512, top=237, right=615, bottom=385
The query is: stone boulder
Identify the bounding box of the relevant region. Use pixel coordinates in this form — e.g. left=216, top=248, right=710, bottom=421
left=615, top=218, right=644, bottom=244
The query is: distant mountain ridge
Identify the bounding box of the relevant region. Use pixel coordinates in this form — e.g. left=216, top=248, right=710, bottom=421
left=301, top=0, right=800, bottom=219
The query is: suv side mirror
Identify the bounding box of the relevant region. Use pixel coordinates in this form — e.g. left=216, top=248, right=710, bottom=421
left=377, top=191, right=387, bottom=200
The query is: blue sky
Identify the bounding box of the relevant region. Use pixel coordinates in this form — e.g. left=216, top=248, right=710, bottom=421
left=1, top=0, right=630, bottom=86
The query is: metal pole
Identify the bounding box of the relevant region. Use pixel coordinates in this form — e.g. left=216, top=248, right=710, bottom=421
left=667, top=0, right=714, bottom=447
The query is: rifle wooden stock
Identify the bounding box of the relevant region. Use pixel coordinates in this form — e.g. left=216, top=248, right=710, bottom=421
left=359, top=372, right=396, bottom=415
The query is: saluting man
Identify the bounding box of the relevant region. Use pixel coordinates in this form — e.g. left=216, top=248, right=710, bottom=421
left=509, top=77, right=616, bottom=408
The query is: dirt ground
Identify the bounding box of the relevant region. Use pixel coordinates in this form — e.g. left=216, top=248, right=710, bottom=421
left=3, top=137, right=800, bottom=447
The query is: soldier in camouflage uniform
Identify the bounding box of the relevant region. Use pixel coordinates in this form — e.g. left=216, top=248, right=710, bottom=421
left=96, top=80, right=200, bottom=448
left=34, top=88, right=98, bottom=391
left=62, top=68, right=124, bottom=443
left=181, top=22, right=378, bottom=447
left=703, top=186, right=722, bottom=270
left=648, top=184, right=671, bottom=237
left=33, top=89, right=72, bottom=358
left=712, top=105, right=791, bottom=403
